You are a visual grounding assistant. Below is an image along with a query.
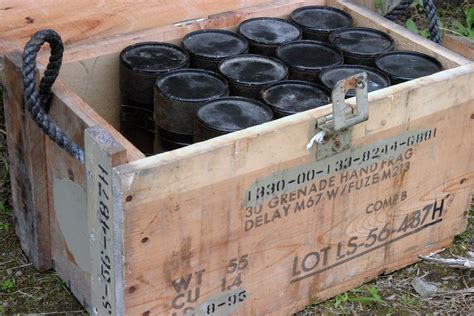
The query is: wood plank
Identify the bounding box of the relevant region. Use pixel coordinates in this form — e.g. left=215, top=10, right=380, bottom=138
left=348, top=0, right=375, bottom=10
left=42, top=62, right=145, bottom=308
left=328, top=0, right=471, bottom=68
left=114, top=59, right=473, bottom=314
left=47, top=137, right=91, bottom=309
left=0, top=40, right=21, bottom=58
left=0, top=0, right=275, bottom=56
left=3, top=49, right=143, bottom=303
left=49, top=0, right=466, bottom=69
left=40, top=70, right=145, bottom=162
left=289, top=236, right=455, bottom=310
left=0, top=41, right=22, bottom=86
left=2, top=53, right=51, bottom=271
left=47, top=0, right=320, bottom=64
left=85, top=126, right=127, bottom=316
left=442, top=34, right=474, bottom=61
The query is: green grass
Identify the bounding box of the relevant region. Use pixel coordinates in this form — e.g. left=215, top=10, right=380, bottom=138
left=400, top=293, right=422, bottom=307
left=333, top=286, right=383, bottom=309
left=0, top=221, right=9, bottom=232
left=405, top=18, right=431, bottom=38
left=443, top=6, right=474, bottom=39
left=0, top=200, right=10, bottom=215
left=1, top=278, right=15, bottom=293
left=0, top=200, right=11, bottom=232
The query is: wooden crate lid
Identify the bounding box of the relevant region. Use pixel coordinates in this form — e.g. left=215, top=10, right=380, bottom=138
left=0, top=0, right=273, bottom=54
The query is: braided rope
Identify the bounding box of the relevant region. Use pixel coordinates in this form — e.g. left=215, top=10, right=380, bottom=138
left=22, top=29, right=85, bottom=164
left=423, top=0, right=441, bottom=43
left=384, top=0, right=413, bottom=21
left=384, top=0, right=441, bottom=43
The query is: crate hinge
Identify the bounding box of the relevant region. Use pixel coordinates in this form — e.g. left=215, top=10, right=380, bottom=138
left=314, top=72, right=369, bottom=160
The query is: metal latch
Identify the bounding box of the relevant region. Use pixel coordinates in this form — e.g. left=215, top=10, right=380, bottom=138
left=313, top=72, right=369, bottom=160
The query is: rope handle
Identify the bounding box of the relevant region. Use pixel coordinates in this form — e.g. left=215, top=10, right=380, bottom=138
left=385, top=0, right=441, bottom=44
left=22, top=29, right=85, bottom=164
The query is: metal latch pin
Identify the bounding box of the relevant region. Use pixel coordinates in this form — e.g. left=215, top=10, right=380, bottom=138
left=313, top=72, right=369, bottom=160
left=317, top=72, right=369, bottom=133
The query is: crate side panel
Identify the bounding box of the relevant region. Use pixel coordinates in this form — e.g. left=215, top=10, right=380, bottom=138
left=288, top=235, right=455, bottom=311
left=42, top=72, right=144, bottom=308
left=45, top=91, right=91, bottom=308
left=46, top=78, right=145, bottom=162
left=52, top=0, right=319, bottom=64
left=59, top=56, right=121, bottom=129
left=85, top=126, right=128, bottom=316
left=350, top=0, right=374, bottom=9
left=2, top=54, right=52, bottom=270
left=442, top=34, right=474, bottom=61
left=117, top=66, right=474, bottom=314
left=50, top=0, right=462, bottom=68
left=0, top=0, right=277, bottom=55
left=46, top=139, right=91, bottom=308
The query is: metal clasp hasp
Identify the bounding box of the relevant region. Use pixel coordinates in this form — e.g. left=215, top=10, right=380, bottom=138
left=314, top=72, right=369, bottom=160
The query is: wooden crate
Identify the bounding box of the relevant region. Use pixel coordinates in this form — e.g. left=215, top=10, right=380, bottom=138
left=1, top=0, right=473, bottom=314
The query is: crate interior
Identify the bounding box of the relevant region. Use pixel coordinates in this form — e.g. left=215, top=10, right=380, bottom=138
left=57, top=0, right=461, bottom=156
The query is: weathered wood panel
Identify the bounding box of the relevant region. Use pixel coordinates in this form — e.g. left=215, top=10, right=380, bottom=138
left=85, top=126, right=127, bottom=316
left=348, top=0, right=376, bottom=9
left=2, top=53, right=51, bottom=271
left=443, top=34, right=474, bottom=61
left=43, top=70, right=144, bottom=308
left=2, top=51, right=143, bottom=293
left=115, top=62, right=473, bottom=315
left=0, top=0, right=274, bottom=55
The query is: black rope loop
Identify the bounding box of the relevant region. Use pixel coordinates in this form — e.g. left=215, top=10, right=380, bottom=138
left=423, top=0, right=441, bottom=43
left=384, top=0, right=413, bottom=21
left=22, top=29, right=85, bottom=164
left=384, top=0, right=441, bottom=43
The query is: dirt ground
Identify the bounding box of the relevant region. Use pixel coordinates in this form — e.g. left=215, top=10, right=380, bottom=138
left=0, top=1, right=473, bottom=314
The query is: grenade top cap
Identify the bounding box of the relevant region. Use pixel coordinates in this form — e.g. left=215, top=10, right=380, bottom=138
left=155, top=69, right=228, bottom=102
left=238, top=17, right=302, bottom=45
left=197, top=97, right=273, bottom=132
left=276, top=40, right=343, bottom=71
left=375, top=51, right=442, bottom=82
left=219, top=54, right=288, bottom=85
left=329, top=27, right=394, bottom=57
left=290, top=6, right=352, bottom=32
left=261, top=80, right=331, bottom=115
left=120, top=42, right=188, bottom=73
left=183, top=29, right=248, bottom=60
